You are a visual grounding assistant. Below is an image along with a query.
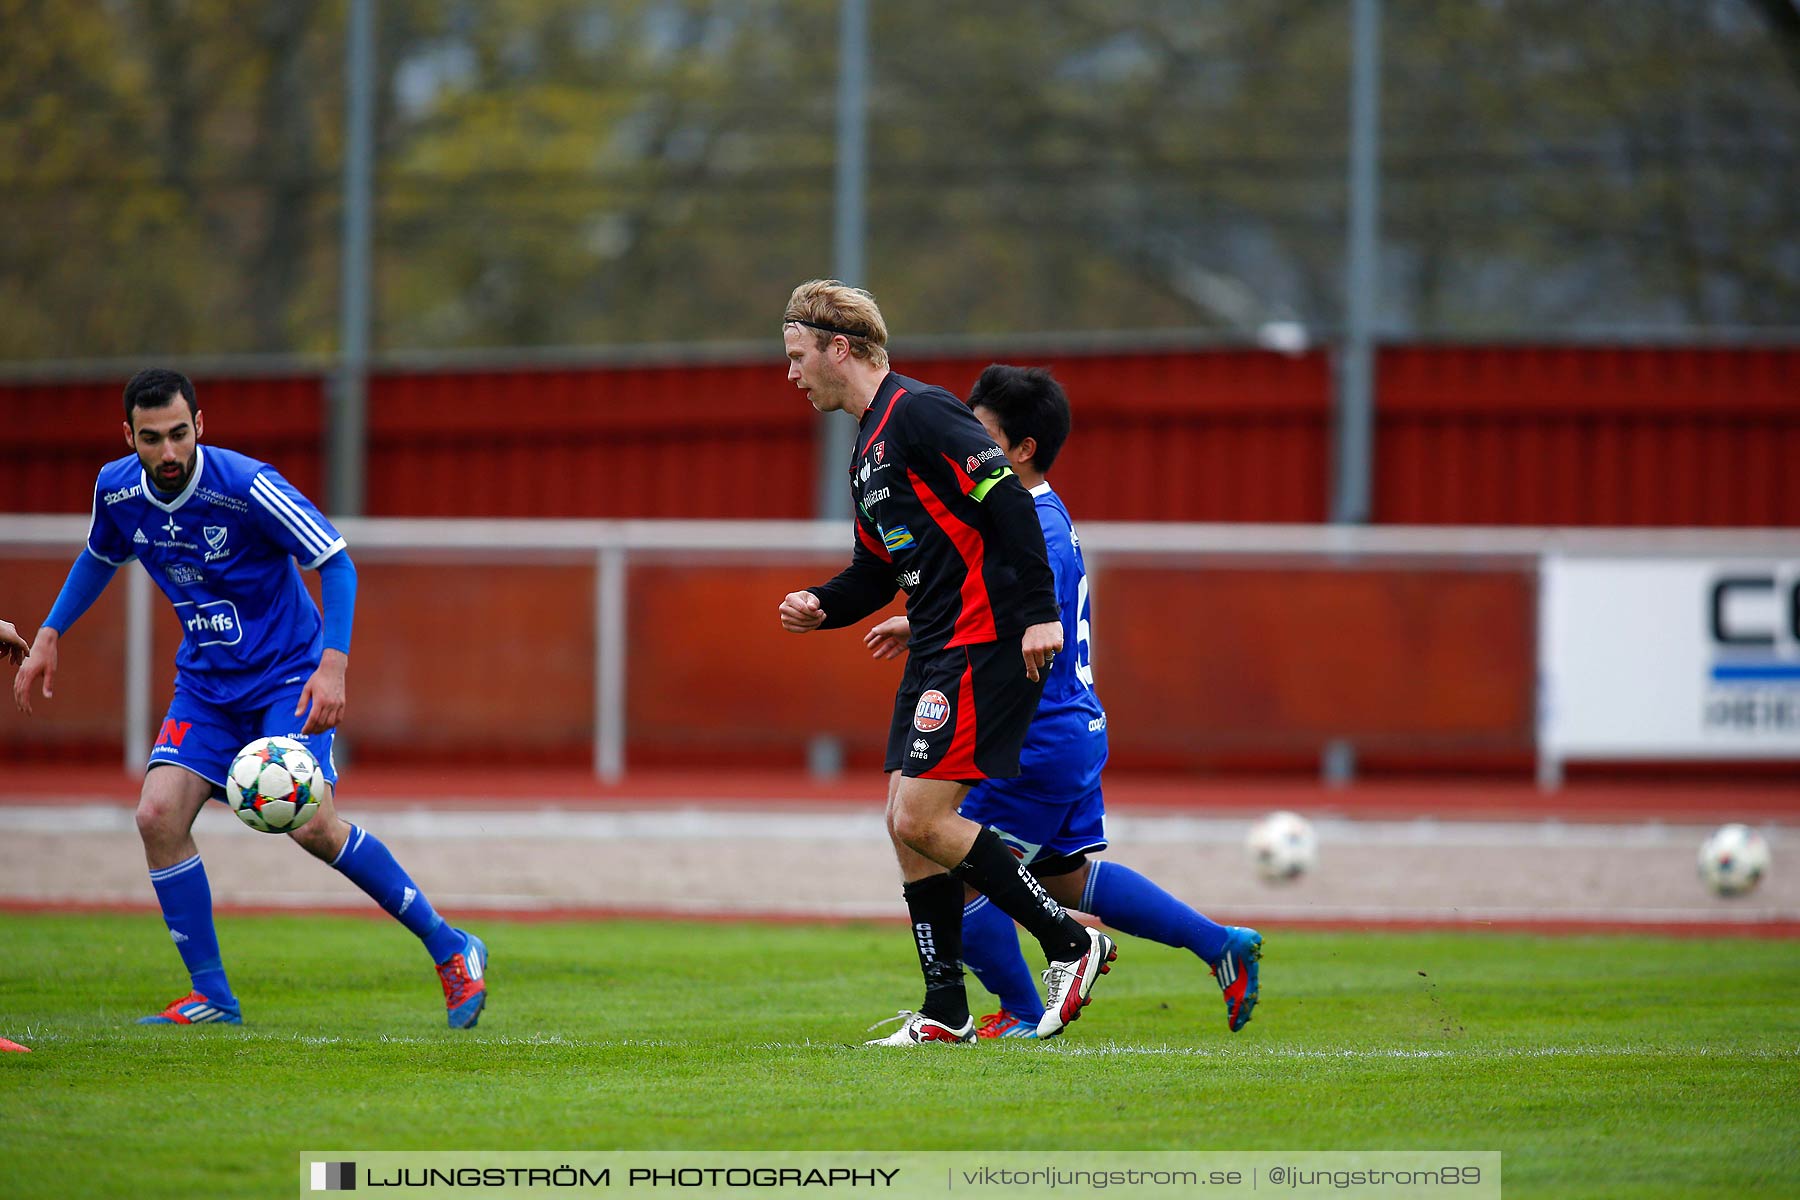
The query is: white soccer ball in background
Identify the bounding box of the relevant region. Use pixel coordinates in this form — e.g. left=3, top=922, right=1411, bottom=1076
left=1246, top=810, right=1318, bottom=883
left=1697, top=823, right=1770, bottom=898
left=227, top=736, right=322, bottom=833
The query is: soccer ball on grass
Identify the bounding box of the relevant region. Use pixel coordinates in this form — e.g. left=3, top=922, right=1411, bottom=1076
left=1246, top=810, right=1318, bottom=883
left=226, top=736, right=322, bottom=833
left=1697, top=823, right=1770, bottom=898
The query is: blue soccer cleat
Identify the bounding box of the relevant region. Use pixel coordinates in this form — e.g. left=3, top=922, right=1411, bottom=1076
left=137, top=990, right=242, bottom=1026
left=436, top=930, right=488, bottom=1029
left=1212, top=926, right=1263, bottom=1032
left=975, top=1009, right=1040, bottom=1040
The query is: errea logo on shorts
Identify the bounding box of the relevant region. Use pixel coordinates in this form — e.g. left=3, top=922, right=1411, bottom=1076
left=913, top=690, right=950, bottom=733
left=910, top=738, right=930, bottom=759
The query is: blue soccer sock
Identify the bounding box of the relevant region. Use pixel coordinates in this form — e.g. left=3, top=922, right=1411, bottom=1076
left=1082, top=860, right=1231, bottom=964
left=331, top=825, right=464, bottom=963
left=148, top=855, right=235, bottom=1006
left=960, top=895, right=1046, bottom=1022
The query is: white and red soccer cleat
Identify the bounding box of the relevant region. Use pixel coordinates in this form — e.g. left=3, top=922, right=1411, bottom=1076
left=1036, top=928, right=1116, bottom=1039
left=864, top=1010, right=976, bottom=1045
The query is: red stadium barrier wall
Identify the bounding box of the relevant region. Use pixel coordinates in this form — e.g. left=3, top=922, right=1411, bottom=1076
left=358, top=350, right=1332, bottom=521
left=0, top=346, right=1785, bottom=777
left=5, top=346, right=1791, bottom=525
left=1376, top=346, right=1800, bottom=526
left=1, top=376, right=326, bottom=517
left=0, top=559, right=1534, bottom=773
left=0, top=558, right=130, bottom=760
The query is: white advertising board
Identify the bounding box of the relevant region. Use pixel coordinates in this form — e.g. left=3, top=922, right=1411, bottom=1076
left=1540, top=556, right=1800, bottom=760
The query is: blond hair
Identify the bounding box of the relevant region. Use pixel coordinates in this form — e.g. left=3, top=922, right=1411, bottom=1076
left=783, top=279, right=890, bottom=368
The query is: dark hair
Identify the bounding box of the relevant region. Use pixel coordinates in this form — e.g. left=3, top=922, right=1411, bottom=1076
left=967, top=364, right=1071, bottom=473
left=123, top=369, right=196, bottom=423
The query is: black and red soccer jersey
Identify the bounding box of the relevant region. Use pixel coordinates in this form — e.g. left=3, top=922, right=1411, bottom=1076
left=809, top=372, right=1058, bottom=653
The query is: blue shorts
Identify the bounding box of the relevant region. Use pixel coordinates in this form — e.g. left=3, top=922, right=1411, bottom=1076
left=960, top=777, right=1108, bottom=868
left=146, top=685, right=339, bottom=802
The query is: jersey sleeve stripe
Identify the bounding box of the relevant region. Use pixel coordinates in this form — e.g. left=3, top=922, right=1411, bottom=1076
left=250, top=476, right=333, bottom=556
left=299, top=538, right=348, bottom=571
left=251, top=474, right=335, bottom=551
left=252, top=489, right=331, bottom=558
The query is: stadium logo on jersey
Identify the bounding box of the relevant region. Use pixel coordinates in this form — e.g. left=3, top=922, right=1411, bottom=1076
left=913, top=690, right=951, bottom=733
left=203, top=525, right=231, bottom=562
left=103, top=485, right=141, bottom=505
left=165, top=563, right=205, bottom=586
left=880, top=524, right=915, bottom=552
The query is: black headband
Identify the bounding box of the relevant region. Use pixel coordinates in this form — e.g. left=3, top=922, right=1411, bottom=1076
left=787, top=317, right=872, bottom=341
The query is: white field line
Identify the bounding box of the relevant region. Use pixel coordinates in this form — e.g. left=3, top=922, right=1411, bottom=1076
left=16, top=1019, right=1787, bottom=1058
left=1034, top=1042, right=1800, bottom=1061
left=0, top=804, right=1782, bottom=848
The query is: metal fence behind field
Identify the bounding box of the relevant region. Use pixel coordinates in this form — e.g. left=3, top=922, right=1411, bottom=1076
left=4, top=517, right=1797, bottom=787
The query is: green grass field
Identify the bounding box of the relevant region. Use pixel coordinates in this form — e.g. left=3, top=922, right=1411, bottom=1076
left=2, top=914, right=1794, bottom=1199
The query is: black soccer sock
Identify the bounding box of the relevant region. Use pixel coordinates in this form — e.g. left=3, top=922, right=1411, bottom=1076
left=902, top=873, right=970, bottom=1028
left=950, top=826, right=1087, bottom=962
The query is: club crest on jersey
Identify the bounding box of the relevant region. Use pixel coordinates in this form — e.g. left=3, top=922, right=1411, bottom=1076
left=913, top=689, right=951, bottom=733
left=203, top=525, right=231, bottom=562
left=873, top=441, right=885, bottom=464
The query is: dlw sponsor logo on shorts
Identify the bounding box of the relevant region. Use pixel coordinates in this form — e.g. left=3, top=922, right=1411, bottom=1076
left=913, top=690, right=950, bottom=733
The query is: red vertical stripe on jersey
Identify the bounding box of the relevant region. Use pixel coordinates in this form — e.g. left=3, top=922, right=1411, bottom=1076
left=922, top=651, right=982, bottom=780
left=907, top=467, right=997, bottom=646
left=856, top=518, right=892, bottom=562
left=941, top=452, right=978, bottom=496
left=860, top=386, right=908, bottom=456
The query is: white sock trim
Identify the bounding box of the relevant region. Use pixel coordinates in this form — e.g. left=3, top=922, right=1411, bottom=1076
left=329, top=824, right=365, bottom=868
left=148, top=854, right=204, bottom=883
left=1080, top=859, right=1106, bottom=913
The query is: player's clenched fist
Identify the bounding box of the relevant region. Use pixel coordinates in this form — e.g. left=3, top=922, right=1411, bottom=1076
left=779, top=590, right=827, bottom=633
left=1020, top=619, right=1063, bottom=683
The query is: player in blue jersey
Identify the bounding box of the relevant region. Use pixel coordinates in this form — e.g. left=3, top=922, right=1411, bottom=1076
left=12, top=370, right=488, bottom=1028
left=865, top=365, right=1263, bottom=1039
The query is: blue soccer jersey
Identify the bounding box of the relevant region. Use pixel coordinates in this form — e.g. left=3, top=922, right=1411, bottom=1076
left=1008, top=483, right=1109, bottom=800
left=84, top=445, right=346, bottom=708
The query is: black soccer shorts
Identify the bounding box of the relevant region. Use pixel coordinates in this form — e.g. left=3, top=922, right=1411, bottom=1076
left=883, top=639, right=1047, bottom=783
